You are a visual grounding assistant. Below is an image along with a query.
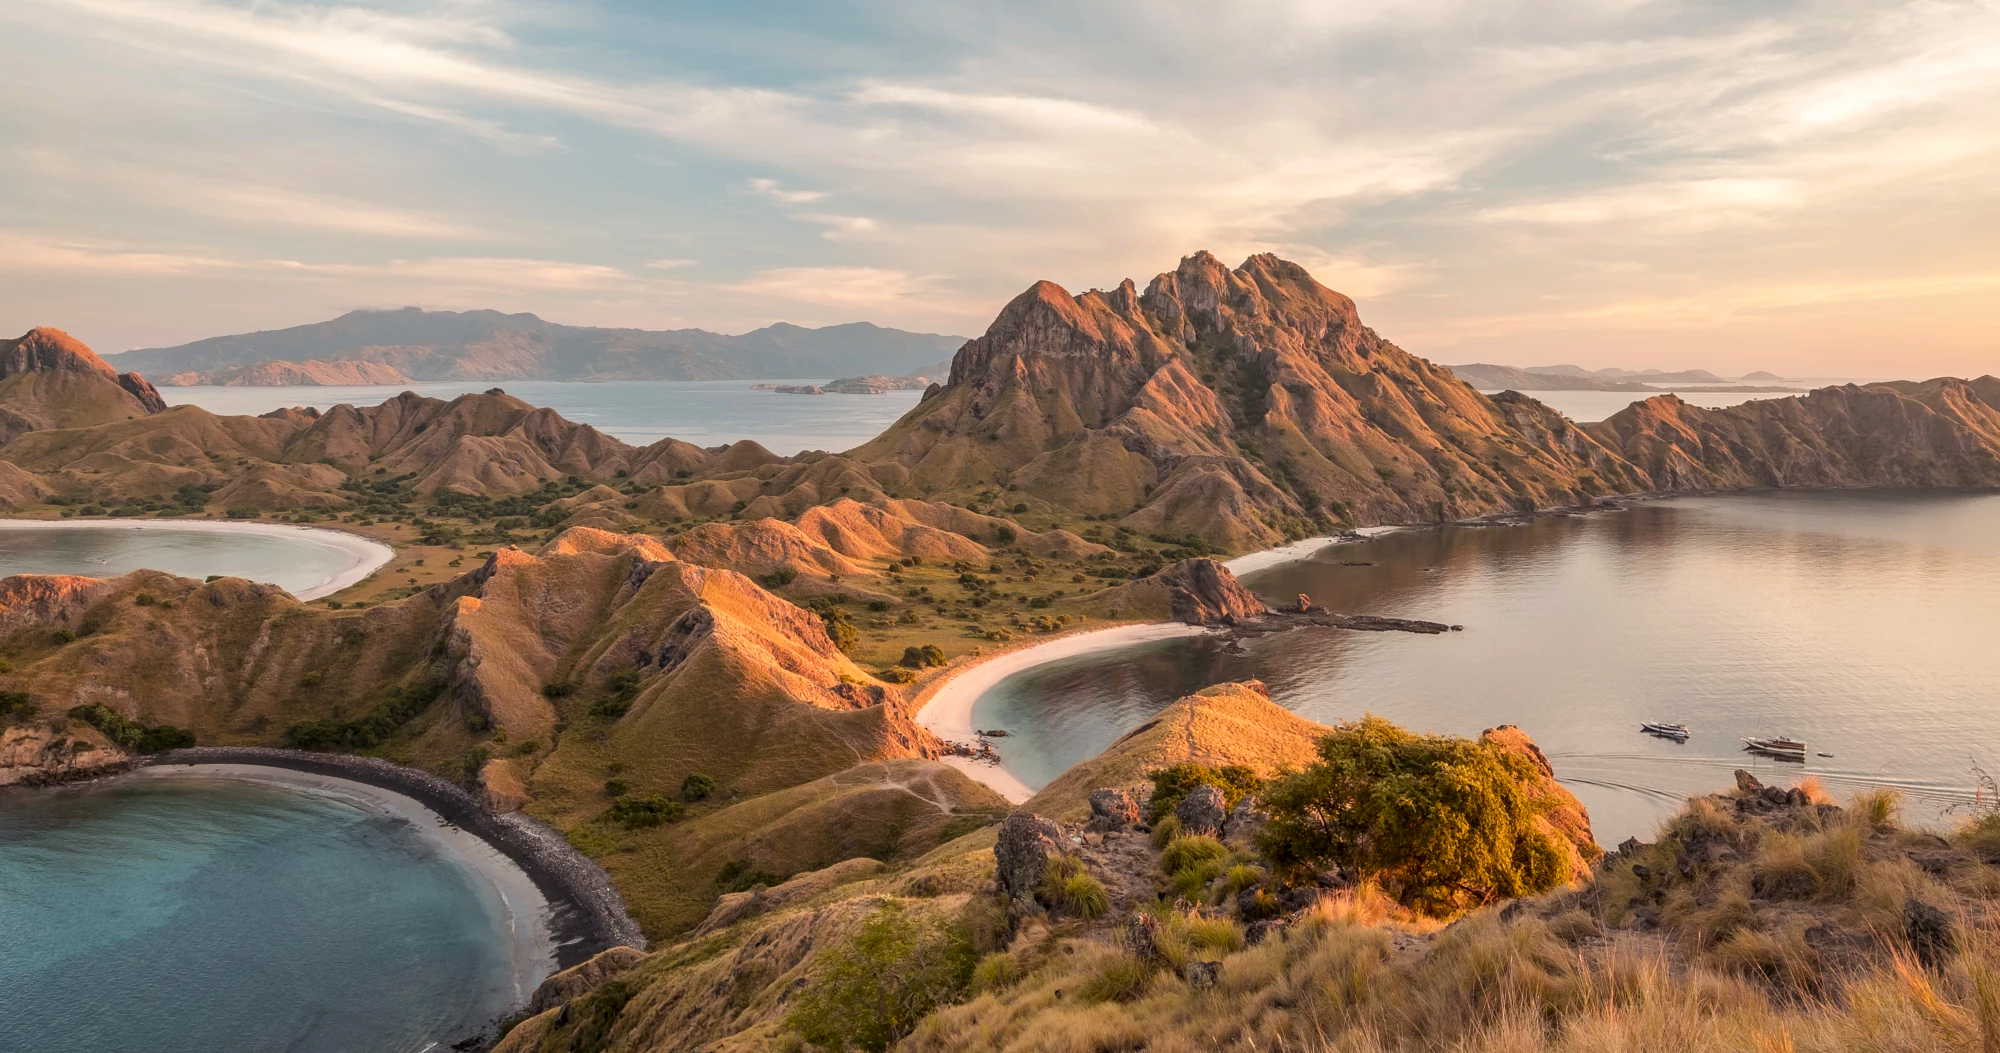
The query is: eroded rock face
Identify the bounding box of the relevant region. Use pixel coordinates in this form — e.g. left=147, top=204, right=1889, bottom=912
left=1175, top=783, right=1229, bottom=837
left=1087, top=788, right=1141, bottom=832
left=0, top=726, right=130, bottom=786
left=994, top=810, right=1065, bottom=901
left=1159, top=558, right=1267, bottom=626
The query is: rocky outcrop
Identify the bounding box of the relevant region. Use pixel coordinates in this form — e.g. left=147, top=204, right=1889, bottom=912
left=0, top=725, right=131, bottom=786
left=1159, top=558, right=1267, bottom=626
left=994, top=809, right=1066, bottom=901
left=1087, top=788, right=1141, bottom=832
left=1174, top=783, right=1229, bottom=836
left=525, top=946, right=647, bottom=1015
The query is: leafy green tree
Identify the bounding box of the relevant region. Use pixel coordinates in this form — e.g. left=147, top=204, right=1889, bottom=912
left=1258, top=715, right=1569, bottom=916
left=788, top=902, right=976, bottom=1052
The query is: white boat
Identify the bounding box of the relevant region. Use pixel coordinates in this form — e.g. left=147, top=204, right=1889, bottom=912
left=1640, top=722, right=1689, bottom=738
left=1743, top=736, right=1807, bottom=758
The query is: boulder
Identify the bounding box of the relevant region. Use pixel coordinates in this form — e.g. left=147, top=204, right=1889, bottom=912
left=1222, top=794, right=1269, bottom=853
left=994, top=810, right=1065, bottom=901
left=1182, top=960, right=1221, bottom=989
left=1174, top=784, right=1228, bottom=837
left=1087, top=788, right=1141, bottom=833
left=1906, top=897, right=1956, bottom=968
left=1121, top=911, right=1166, bottom=964
left=1734, top=769, right=1763, bottom=793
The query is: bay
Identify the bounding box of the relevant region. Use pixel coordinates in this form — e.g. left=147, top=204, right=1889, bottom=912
left=0, top=771, right=545, bottom=1053
left=970, top=490, right=2000, bottom=843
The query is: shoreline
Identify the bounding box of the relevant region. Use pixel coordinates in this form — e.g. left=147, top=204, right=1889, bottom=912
left=140, top=747, right=645, bottom=970
left=914, top=622, right=1212, bottom=803
left=0, top=517, right=393, bottom=600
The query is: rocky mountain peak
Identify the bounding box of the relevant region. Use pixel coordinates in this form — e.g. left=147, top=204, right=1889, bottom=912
left=1, top=327, right=120, bottom=379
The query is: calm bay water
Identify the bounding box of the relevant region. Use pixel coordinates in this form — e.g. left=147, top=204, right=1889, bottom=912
left=0, top=773, right=536, bottom=1053
left=0, top=523, right=386, bottom=600
left=163, top=380, right=924, bottom=454
left=972, top=491, right=2000, bottom=843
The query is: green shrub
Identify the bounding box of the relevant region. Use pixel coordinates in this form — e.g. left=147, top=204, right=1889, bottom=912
left=1077, top=954, right=1150, bottom=1003
left=1259, top=714, right=1571, bottom=916
left=1145, top=762, right=1263, bottom=823
left=66, top=703, right=194, bottom=753
left=0, top=691, right=33, bottom=722
left=1150, top=814, right=1182, bottom=848
left=787, top=901, right=976, bottom=1052
left=877, top=667, right=916, bottom=684
left=681, top=772, right=716, bottom=802
left=600, top=794, right=683, bottom=829
left=282, top=676, right=445, bottom=752
left=51, top=629, right=77, bottom=645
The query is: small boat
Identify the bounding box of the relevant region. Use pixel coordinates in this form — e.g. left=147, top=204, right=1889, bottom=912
left=1641, top=722, right=1689, bottom=739
left=1743, top=736, right=1807, bottom=759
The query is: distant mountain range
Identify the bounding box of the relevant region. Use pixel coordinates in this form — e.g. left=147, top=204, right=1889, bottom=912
left=1447, top=362, right=1797, bottom=392
left=106, top=308, right=971, bottom=386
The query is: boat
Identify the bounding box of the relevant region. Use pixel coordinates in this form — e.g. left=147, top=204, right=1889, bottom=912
left=1641, top=722, right=1689, bottom=739
left=1743, top=736, right=1807, bottom=759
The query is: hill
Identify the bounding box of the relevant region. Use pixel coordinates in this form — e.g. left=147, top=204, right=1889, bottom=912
left=1587, top=378, right=2000, bottom=489
left=0, top=327, right=166, bottom=443
left=112, top=308, right=969, bottom=384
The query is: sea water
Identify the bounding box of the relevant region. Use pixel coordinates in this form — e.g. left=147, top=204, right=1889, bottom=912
left=0, top=772, right=539, bottom=1053
left=970, top=490, right=2000, bottom=842
left=161, top=380, right=925, bottom=454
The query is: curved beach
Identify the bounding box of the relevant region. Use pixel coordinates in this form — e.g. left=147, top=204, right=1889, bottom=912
left=915, top=529, right=1393, bottom=803
left=915, top=622, right=1211, bottom=802
left=0, top=518, right=393, bottom=600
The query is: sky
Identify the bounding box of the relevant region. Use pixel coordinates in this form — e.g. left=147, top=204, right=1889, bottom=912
left=2, top=0, right=1996, bottom=377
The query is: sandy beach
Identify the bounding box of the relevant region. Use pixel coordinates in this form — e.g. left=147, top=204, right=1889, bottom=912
left=128, top=762, right=556, bottom=1007
left=915, top=622, right=1210, bottom=803
left=917, top=527, right=1412, bottom=803
left=0, top=518, right=393, bottom=600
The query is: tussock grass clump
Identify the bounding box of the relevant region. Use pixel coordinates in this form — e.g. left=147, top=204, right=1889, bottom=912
left=1160, top=834, right=1228, bottom=875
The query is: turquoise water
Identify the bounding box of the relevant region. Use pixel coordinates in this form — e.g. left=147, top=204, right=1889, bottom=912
left=0, top=523, right=383, bottom=600
left=972, top=491, right=2000, bottom=843
left=0, top=773, right=532, bottom=1053
left=163, top=380, right=925, bottom=454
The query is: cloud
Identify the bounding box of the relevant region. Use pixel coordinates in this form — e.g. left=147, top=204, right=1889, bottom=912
left=0, top=231, right=240, bottom=276
left=745, top=178, right=826, bottom=204
left=5, top=0, right=1999, bottom=370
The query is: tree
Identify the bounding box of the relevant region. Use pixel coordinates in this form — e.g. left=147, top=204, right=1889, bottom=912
left=1258, top=715, right=1569, bottom=916
left=787, top=902, right=975, bottom=1052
